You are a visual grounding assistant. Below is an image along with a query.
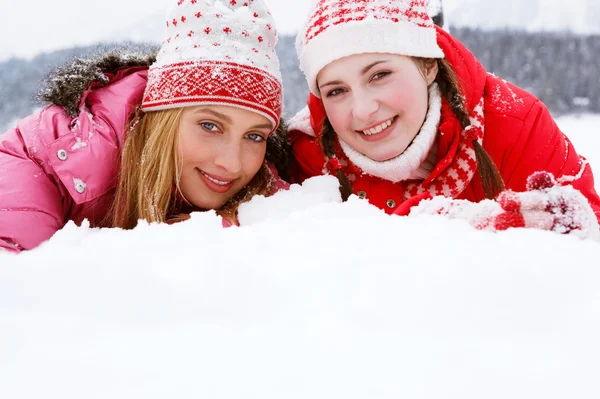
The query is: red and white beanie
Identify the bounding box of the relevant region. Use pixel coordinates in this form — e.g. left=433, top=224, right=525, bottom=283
left=296, top=0, right=445, bottom=97
left=142, top=0, right=283, bottom=128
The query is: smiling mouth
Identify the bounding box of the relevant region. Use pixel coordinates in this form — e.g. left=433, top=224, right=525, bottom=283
left=359, top=116, right=397, bottom=136
left=199, top=170, right=233, bottom=186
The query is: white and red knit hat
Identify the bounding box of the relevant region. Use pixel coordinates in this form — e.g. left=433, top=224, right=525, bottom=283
left=296, top=0, right=445, bottom=96
left=142, top=0, right=283, bottom=127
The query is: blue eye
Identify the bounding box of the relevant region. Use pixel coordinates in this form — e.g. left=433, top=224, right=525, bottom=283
left=200, top=122, right=219, bottom=132
left=247, top=133, right=266, bottom=142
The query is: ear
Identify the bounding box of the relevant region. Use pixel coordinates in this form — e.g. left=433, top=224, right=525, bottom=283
left=425, top=61, right=439, bottom=86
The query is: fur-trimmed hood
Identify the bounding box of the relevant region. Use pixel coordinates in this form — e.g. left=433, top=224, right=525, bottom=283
left=36, top=45, right=291, bottom=179
left=38, top=46, right=158, bottom=118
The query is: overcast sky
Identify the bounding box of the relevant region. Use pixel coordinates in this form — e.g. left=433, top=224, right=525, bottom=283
left=2, top=1, right=587, bottom=61
left=1, top=0, right=314, bottom=60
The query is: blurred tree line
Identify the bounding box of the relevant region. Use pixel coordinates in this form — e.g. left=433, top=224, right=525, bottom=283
left=2, top=27, right=600, bottom=132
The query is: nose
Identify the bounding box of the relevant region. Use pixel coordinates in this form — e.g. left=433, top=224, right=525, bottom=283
left=351, top=90, right=379, bottom=124
left=213, top=139, right=242, bottom=175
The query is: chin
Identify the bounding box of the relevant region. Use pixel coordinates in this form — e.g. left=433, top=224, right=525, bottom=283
left=368, top=150, right=403, bottom=162
left=370, top=143, right=411, bottom=162
left=187, top=196, right=228, bottom=211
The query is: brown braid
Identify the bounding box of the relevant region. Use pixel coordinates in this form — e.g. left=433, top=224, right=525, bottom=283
left=429, top=58, right=471, bottom=129
left=418, top=58, right=505, bottom=199
left=321, top=119, right=353, bottom=201
left=473, top=140, right=506, bottom=199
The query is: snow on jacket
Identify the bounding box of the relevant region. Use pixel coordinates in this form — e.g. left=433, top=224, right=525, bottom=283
left=288, top=27, right=600, bottom=223
left=0, top=51, right=289, bottom=252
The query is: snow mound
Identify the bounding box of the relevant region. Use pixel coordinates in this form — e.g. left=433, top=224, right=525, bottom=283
left=1, top=175, right=600, bottom=398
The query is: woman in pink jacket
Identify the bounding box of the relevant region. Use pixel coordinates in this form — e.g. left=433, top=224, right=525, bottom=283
left=0, top=0, right=288, bottom=252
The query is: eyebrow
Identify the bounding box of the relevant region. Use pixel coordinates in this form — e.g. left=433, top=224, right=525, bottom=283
left=318, top=60, right=390, bottom=90
left=193, top=108, right=272, bottom=130
left=194, top=108, right=232, bottom=123
left=361, top=60, right=389, bottom=75
left=249, top=123, right=274, bottom=130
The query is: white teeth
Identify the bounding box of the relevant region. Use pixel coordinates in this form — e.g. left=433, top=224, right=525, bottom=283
left=362, top=117, right=394, bottom=135
left=201, top=171, right=231, bottom=185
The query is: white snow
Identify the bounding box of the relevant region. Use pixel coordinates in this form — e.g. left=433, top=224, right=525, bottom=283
left=1, top=115, right=600, bottom=398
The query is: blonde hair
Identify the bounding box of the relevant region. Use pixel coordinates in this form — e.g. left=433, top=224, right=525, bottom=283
left=108, top=108, right=274, bottom=229
left=109, top=108, right=183, bottom=228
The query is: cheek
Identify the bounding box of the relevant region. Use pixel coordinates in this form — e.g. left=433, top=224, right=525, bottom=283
left=387, top=85, right=419, bottom=111
left=324, top=102, right=350, bottom=133
left=390, top=79, right=429, bottom=111
left=242, top=145, right=266, bottom=177
left=179, top=131, right=214, bottom=166
left=177, top=128, right=196, bottom=163
left=389, top=91, right=428, bottom=127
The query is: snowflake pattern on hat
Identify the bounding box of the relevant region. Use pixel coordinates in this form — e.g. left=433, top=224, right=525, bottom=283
left=304, top=0, right=433, bottom=42
left=142, top=0, right=283, bottom=127
left=296, top=0, right=444, bottom=96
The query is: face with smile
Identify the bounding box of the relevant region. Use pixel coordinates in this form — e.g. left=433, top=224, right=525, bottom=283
left=177, top=105, right=273, bottom=210
left=317, top=53, right=438, bottom=162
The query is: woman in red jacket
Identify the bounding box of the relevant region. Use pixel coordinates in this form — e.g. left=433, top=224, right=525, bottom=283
left=289, top=0, right=600, bottom=237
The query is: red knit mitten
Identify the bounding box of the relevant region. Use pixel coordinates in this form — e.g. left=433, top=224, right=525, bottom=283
left=481, top=171, right=599, bottom=238
left=406, top=171, right=599, bottom=240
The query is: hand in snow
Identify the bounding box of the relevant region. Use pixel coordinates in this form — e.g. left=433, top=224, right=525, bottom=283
left=407, top=171, right=599, bottom=240
left=476, top=171, right=599, bottom=239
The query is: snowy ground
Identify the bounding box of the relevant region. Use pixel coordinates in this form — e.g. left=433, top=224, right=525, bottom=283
left=1, top=114, right=600, bottom=398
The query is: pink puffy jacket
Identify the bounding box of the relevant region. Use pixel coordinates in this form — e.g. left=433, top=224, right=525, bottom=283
left=0, top=53, right=288, bottom=252
left=0, top=62, right=147, bottom=252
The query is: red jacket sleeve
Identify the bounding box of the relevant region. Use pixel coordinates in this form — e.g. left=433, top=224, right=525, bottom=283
left=503, top=100, right=600, bottom=223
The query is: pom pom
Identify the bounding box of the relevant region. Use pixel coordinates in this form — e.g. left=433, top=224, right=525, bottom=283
left=526, top=171, right=557, bottom=191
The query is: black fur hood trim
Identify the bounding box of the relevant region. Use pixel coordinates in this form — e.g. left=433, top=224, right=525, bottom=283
left=36, top=45, right=292, bottom=179
left=38, top=46, right=158, bottom=118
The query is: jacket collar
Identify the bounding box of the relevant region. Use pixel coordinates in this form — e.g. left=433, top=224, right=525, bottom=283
left=38, top=48, right=157, bottom=118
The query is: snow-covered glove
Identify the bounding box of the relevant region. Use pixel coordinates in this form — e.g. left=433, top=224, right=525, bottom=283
left=409, top=171, right=600, bottom=240
left=479, top=171, right=599, bottom=238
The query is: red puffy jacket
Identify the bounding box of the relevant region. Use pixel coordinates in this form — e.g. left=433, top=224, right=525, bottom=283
left=289, top=27, right=600, bottom=223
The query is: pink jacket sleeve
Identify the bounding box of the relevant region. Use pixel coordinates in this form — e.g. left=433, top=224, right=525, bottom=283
left=0, top=120, right=66, bottom=251
left=0, top=69, right=148, bottom=252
